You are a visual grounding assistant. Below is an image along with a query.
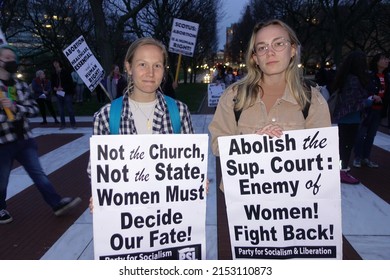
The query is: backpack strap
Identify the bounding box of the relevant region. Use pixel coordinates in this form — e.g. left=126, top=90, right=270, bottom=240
left=234, top=108, right=242, bottom=125
left=164, top=94, right=181, bottom=134
left=302, top=79, right=314, bottom=119
left=109, top=95, right=181, bottom=135
left=109, top=96, right=123, bottom=135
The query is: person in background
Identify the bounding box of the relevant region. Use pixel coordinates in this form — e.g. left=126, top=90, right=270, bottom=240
left=353, top=53, right=390, bottom=168
left=51, top=58, right=77, bottom=130
left=31, top=69, right=59, bottom=125
left=330, top=50, right=370, bottom=184
left=0, top=45, right=81, bottom=224
left=106, top=64, right=127, bottom=100
left=71, top=70, right=85, bottom=104
left=315, top=62, right=336, bottom=90
left=225, top=66, right=236, bottom=85
left=212, top=64, right=229, bottom=85
left=234, top=68, right=243, bottom=81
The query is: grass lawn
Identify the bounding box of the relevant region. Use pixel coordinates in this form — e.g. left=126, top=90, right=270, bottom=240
left=175, top=82, right=208, bottom=113
left=73, top=82, right=208, bottom=116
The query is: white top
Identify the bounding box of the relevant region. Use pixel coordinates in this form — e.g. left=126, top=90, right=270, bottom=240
left=129, top=99, right=157, bottom=134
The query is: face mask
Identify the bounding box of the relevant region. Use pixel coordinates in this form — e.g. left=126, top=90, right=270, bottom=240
left=1, top=60, right=18, bottom=74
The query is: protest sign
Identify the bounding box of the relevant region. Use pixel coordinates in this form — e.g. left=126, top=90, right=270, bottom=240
left=208, top=83, right=225, bottom=107
left=63, top=35, right=104, bottom=91
left=169, top=18, right=199, bottom=57
left=218, top=126, right=342, bottom=259
left=90, top=134, right=208, bottom=260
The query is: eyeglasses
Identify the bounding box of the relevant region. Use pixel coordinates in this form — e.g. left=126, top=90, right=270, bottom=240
left=253, top=38, right=291, bottom=56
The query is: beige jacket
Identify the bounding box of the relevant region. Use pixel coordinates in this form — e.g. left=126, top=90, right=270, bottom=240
left=209, top=85, right=331, bottom=156
left=209, top=86, right=331, bottom=190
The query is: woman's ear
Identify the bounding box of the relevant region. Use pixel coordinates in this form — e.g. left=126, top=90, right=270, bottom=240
left=252, top=53, right=259, bottom=66
left=291, top=45, right=297, bottom=58
left=125, top=61, right=131, bottom=75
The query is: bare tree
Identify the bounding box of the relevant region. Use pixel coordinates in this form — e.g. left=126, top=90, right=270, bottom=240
left=21, top=0, right=94, bottom=58
left=2, top=0, right=220, bottom=84
left=0, top=0, right=25, bottom=41
left=228, top=5, right=255, bottom=65
left=129, top=0, right=219, bottom=83
left=88, top=0, right=152, bottom=73
left=231, top=0, right=389, bottom=70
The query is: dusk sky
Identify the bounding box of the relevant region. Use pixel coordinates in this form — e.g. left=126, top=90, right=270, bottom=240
left=217, top=0, right=249, bottom=50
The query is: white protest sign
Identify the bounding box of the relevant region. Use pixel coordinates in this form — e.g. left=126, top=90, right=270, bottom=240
left=63, top=36, right=104, bottom=91
left=208, top=83, right=225, bottom=107
left=169, top=18, right=199, bottom=57
left=90, top=134, right=208, bottom=260
left=218, top=126, right=342, bottom=259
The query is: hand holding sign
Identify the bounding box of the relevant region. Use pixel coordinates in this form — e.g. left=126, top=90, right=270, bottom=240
left=0, top=89, right=15, bottom=121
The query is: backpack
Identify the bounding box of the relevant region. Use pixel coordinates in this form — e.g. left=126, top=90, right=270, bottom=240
left=233, top=79, right=313, bottom=124
left=109, top=95, right=181, bottom=134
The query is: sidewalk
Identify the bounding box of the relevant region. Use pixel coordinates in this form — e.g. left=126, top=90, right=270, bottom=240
left=3, top=111, right=390, bottom=260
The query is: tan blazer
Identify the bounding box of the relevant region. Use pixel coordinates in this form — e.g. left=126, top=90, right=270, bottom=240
left=208, top=86, right=331, bottom=191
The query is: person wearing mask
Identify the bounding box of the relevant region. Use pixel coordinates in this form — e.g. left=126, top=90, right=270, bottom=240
left=51, top=58, right=76, bottom=130
left=331, top=50, right=370, bottom=184
left=0, top=45, right=81, bottom=224
left=31, top=69, right=59, bottom=125
left=353, top=53, right=390, bottom=168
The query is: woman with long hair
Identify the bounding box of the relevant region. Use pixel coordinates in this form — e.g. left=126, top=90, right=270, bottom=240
left=93, top=37, right=193, bottom=135
left=208, top=19, right=331, bottom=259
left=209, top=19, right=330, bottom=172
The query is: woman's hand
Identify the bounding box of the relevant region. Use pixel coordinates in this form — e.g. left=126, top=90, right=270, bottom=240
left=0, top=97, right=16, bottom=113
left=255, top=124, right=283, bottom=138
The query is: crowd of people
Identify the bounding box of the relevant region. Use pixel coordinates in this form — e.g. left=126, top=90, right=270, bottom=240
left=212, top=64, right=242, bottom=86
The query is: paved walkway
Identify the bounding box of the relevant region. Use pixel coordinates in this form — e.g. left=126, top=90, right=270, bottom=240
left=4, top=111, right=390, bottom=260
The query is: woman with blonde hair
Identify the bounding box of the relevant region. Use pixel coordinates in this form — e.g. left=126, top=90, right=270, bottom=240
left=209, top=19, right=330, bottom=159
left=208, top=19, right=331, bottom=259
left=93, top=37, right=193, bottom=135
left=88, top=37, right=194, bottom=210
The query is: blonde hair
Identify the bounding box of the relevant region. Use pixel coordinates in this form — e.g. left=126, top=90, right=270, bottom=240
left=232, top=19, right=309, bottom=111
left=124, top=37, right=168, bottom=95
